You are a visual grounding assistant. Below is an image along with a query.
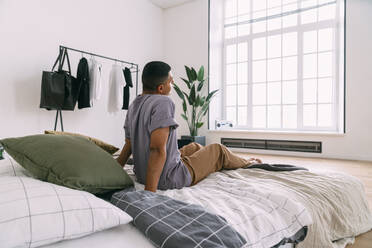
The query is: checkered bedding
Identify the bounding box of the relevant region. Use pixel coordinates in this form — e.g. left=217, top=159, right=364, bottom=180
left=111, top=190, right=247, bottom=248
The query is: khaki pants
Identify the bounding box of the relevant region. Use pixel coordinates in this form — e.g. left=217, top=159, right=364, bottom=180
left=180, top=142, right=250, bottom=185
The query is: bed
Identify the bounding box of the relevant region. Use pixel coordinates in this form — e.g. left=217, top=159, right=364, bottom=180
left=1, top=152, right=371, bottom=248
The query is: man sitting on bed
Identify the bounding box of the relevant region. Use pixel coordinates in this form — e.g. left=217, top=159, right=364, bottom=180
left=116, top=61, right=261, bottom=192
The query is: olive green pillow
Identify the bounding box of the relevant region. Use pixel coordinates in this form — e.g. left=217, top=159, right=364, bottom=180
left=44, top=130, right=119, bottom=155
left=0, top=134, right=133, bottom=194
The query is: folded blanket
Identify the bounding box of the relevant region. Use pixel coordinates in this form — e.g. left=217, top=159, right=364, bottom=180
left=111, top=190, right=246, bottom=248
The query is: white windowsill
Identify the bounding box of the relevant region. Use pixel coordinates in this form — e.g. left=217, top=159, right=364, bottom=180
left=208, top=129, right=345, bottom=136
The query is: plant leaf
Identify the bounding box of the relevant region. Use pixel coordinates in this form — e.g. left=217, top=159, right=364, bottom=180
left=182, top=91, right=191, bottom=105
left=195, top=95, right=201, bottom=107
left=200, top=100, right=210, bottom=114
left=191, top=68, right=198, bottom=81
left=199, top=96, right=206, bottom=107
left=180, top=77, right=191, bottom=89
left=173, top=84, right=185, bottom=100
left=206, top=89, right=219, bottom=102
left=181, top=114, right=188, bottom=121
left=197, top=79, right=205, bottom=92
left=185, top=66, right=193, bottom=82
left=196, top=122, right=204, bottom=128
left=189, top=85, right=196, bottom=105
left=197, top=66, right=204, bottom=81
left=182, top=100, right=187, bottom=113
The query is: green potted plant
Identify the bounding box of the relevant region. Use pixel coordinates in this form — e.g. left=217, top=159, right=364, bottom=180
left=173, top=65, right=218, bottom=148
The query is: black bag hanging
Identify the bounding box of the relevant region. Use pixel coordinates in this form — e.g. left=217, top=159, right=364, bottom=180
left=40, top=48, right=78, bottom=111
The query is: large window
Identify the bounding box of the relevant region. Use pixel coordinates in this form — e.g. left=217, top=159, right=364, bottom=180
left=209, top=0, right=345, bottom=132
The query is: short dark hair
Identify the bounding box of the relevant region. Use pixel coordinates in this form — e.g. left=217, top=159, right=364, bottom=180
left=142, top=61, right=171, bottom=91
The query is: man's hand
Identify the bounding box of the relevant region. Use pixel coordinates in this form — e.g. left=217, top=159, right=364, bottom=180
left=144, top=127, right=169, bottom=192
left=247, top=157, right=262, bottom=164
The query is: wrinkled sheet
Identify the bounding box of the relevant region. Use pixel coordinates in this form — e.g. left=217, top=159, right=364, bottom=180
left=128, top=167, right=372, bottom=248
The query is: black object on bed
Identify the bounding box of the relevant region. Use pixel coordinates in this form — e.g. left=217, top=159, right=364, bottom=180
left=111, top=190, right=247, bottom=248
left=246, top=163, right=308, bottom=172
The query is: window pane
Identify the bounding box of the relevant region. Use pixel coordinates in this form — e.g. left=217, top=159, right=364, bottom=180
left=303, top=31, right=317, bottom=53
left=238, top=0, right=250, bottom=15
left=268, top=0, right=281, bottom=8
left=226, top=44, right=236, bottom=63
left=252, top=60, right=266, bottom=82
left=282, top=56, right=297, bottom=80
left=283, top=0, right=296, bottom=4
left=226, top=64, right=236, bottom=84
left=283, top=32, right=297, bottom=56
left=252, top=83, right=266, bottom=105
left=268, top=82, right=281, bottom=104
left=318, top=52, right=333, bottom=77
left=301, top=0, right=317, bottom=24
left=238, top=62, right=248, bottom=83
left=226, top=107, right=237, bottom=126
left=237, top=42, right=248, bottom=62
left=238, top=24, right=250, bottom=36
left=318, top=104, right=332, bottom=126
left=238, top=15, right=250, bottom=36
left=303, top=104, right=317, bottom=126
left=301, top=9, right=317, bottom=24
left=282, top=4, right=297, bottom=28
left=282, top=81, right=297, bottom=104
left=253, top=106, right=266, bottom=128
left=268, top=18, right=281, bottom=32
left=268, top=105, right=281, bottom=128
left=252, top=37, right=266, bottom=60
left=252, top=11, right=266, bottom=33
left=253, top=0, right=266, bottom=11
left=283, top=105, right=297, bottom=128
left=238, top=107, right=247, bottom=125
left=225, top=0, right=237, bottom=18
left=318, top=78, right=333, bottom=103
left=268, top=7, right=282, bottom=31
left=318, top=28, right=333, bottom=52
left=303, top=79, right=317, bottom=103
left=226, top=85, right=237, bottom=106
left=268, top=35, right=281, bottom=58
left=303, top=54, right=317, bottom=78
left=238, top=84, right=248, bottom=105
left=267, top=59, right=281, bottom=82
left=318, top=5, right=336, bottom=21
left=225, top=26, right=237, bottom=39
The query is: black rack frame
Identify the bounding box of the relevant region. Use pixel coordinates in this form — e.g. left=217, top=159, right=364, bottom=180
left=54, top=45, right=139, bottom=131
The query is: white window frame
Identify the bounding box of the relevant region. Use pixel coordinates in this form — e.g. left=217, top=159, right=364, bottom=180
left=217, top=0, right=344, bottom=132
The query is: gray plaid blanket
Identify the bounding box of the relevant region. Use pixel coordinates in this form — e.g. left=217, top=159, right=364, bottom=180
left=111, top=190, right=246, bottom=248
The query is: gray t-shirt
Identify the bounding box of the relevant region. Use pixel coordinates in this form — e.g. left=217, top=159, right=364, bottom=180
left=124, top=94, right=191, bottom=190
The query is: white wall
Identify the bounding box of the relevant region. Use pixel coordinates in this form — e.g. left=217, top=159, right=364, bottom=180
left=164, top=0, right=372, bottom=161
left=0, top=0, right=163, bottom=148
left=163, top=0, right=209, bottom=137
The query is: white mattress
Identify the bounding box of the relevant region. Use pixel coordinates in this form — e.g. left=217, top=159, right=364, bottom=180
left=2, top=154, right=369, bottom=248
left=40, top=223, right=155, bottom=248
left=39, top=222, right=293, bottom=248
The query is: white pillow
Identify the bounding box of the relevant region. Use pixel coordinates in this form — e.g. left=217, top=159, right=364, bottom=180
left=0, top=151, right=30, bottom=177
left=0, top=176, right=132, bottom=248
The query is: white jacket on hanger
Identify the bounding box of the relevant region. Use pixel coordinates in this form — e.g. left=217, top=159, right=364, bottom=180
left=108, top=64, right=125, bottom=114
left=88, top=58, right=102, bottom=105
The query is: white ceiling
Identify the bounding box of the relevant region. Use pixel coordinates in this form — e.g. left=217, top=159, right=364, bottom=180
left=149, top=0, right=194, bottom=9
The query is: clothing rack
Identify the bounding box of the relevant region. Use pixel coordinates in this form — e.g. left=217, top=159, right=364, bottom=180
left=54, top=45, right=139, bottom=131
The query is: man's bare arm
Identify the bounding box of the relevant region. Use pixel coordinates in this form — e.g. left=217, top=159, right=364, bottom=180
left=145, top=127, right=169, bottom=192
left=116, top=138, right=132, bottom=167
